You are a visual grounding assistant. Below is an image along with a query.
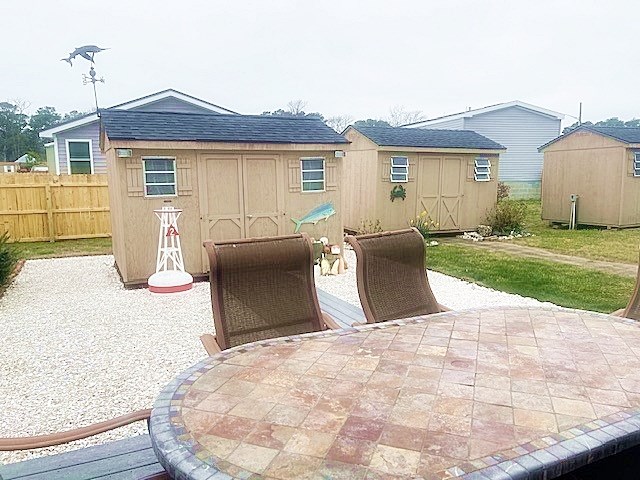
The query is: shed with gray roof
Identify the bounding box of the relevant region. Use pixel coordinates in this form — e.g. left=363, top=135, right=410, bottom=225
left=539, top=125, right=640, bottom=228
left=101, top=110, right=348, bottom=285
left=342, top=125, right=506, bottom=233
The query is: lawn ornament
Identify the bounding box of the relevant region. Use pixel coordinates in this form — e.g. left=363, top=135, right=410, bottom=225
left=61, top=45, right=109, bottom=66
left=148, top=205, right=193, bottom=293
left=291, top=203, right=336, bottom=233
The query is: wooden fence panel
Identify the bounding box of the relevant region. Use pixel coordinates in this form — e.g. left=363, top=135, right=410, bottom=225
left=0, top=174, right=111, bottom=242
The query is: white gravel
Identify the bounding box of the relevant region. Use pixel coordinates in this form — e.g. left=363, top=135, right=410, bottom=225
left=0, top=250, right=556, bottom=465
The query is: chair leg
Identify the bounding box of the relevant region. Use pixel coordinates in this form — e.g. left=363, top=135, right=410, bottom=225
left=200, top=334, right=222, bottom=355
left=321, top=312, right=342, bottom=330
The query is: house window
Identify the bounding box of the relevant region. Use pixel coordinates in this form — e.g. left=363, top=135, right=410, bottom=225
left=474, top=156, right=491, bottom=182
left=66, top=140, right=93, bottom=174
left=301, top=157, right=325, bottom=192
left=3, top=165, right=15, bottom=173
left=143, top=157, right=177, bottom=196
left=390, top=156, right=409, bottom=182
left=634, top=152, right=640, bottom=177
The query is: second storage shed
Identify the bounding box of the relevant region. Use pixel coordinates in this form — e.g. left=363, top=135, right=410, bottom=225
left=100, top=110, right=349, bottom=285
left=342, top=126, right=505, bottom=232
left=539, top=126, right=640, bottom=228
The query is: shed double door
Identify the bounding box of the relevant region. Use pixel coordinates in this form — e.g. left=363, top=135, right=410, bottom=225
left=198, top=154, right=284, bottom=270
left=416, top=156, right=463, bottom=230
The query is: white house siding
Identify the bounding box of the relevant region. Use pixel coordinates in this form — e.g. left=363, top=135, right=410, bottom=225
left=463, top=106, right=560, bottom=185
left=55, top=122, right=105, bottom=174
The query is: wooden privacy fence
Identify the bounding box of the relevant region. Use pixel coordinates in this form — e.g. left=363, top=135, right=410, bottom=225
left=0, top=174, right=111, bottom=242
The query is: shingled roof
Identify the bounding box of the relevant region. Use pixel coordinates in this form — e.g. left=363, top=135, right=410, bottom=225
left=350, top=125, right=505, bottom=150
left=100, top=110, right=349, bottom=144
left=539, top=125, right=640, bottom=150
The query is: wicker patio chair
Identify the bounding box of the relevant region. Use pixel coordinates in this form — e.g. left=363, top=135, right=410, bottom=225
left=201, top=233, right=340, bottom=354
left=345, top=228, right=449, bottom=324
left=612, top=251, right=640, bottom=320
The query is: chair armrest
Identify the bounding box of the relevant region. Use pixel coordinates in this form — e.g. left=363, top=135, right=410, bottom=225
left=610, top=308, right=626, bottom=317
left=0, top=409, right=151, bottom=451
left=438, top=303, right=451, bottom=312
left=200, top=334, right=222, bottom=355
left=321, top=312, right=342, bottom=330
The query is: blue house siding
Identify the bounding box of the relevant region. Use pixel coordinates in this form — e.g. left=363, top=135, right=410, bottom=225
left=130, top=97, right=217, bottom=114
left=411, top=105, right=562, bottom=198
left=419, top=118, right=465, bottom=130
left=463, top=106, right=561, bottom=184
left=54, top=122, right=105, bottom=174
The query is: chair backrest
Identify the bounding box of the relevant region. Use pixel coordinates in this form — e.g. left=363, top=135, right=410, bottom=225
left=345, top=228, right=440, bottom=323
left=203, top=234, right=325, bottom=350
left=623, top=252, right=640, bottom=321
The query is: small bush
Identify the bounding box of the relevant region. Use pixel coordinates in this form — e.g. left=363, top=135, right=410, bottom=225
left=485, top=200, right=527, bottom=235
left=497, top=182, right=510, bottom=201
left=409, top=211, right=438, bottom=239
left=0, top=232, right=17, bottom=287
left=358, top=219, right=383, bottom=235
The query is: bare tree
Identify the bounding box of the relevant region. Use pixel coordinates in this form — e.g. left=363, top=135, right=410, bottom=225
left=286, top=100, right=307, bottom=115
left=387, top=105, right=425, bottom=127
left=324, top=115, right=354, bottom=133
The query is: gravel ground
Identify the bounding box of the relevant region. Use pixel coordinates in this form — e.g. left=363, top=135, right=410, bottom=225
left=0, top=250, right=556, bottom=465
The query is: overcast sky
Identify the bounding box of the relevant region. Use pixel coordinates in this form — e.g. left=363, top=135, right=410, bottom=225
left=2, top=0, right=638, bottom=125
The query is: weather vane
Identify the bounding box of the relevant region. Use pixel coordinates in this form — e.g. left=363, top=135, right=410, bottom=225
left=61, top=45, right=108, bottom=112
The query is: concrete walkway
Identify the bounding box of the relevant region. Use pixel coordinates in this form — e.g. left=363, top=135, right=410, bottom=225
left=442, top=238, right=638, bottom=278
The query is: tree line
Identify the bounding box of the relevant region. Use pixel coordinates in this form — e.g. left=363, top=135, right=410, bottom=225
left=562, top=117, right=640, bottom=134
left=0, top=101, right=86, bottom=162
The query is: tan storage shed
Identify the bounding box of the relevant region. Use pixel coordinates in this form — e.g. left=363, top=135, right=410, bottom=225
left=342, top=126, right=505, bottom=232
left=100, top=110, right=348, bottom=286
left=539, top=126, right=640, bottom=228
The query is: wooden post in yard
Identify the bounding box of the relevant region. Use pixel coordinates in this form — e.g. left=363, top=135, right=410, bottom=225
left=45, top=183, right=55, bottom=242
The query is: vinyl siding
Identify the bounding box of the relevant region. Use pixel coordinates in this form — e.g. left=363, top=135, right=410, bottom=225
left=463, top=106, right=561, bottom=182
left=55, top=122, right=105, bottom=174
left=417, top=118, right=465, bottom=130
left=130, top=97, right=220, bottom=114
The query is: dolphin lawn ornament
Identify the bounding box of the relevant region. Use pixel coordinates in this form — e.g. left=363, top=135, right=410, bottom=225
left=61, top=45, right=109, bottom=66
left=291, top=202, right=336, bottom=233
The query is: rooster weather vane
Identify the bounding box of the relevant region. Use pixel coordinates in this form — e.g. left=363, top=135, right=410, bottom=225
left=61, top=45, right=108, bottom=111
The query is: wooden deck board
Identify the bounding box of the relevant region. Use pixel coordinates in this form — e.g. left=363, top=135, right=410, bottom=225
left=0, top=435, right=165, bottom=480
left=316, top=288, right=365, bottom=327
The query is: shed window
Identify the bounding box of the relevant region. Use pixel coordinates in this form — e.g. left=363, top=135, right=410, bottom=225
left=634, top=153, right=640, bottom=177
left=474, top=157, right=491, bottom=182
left=390, top=157, right=409, bottom=182
left=143, top=157, right=177, bottom=196
left=67, top=140, right=93, bottom=174
left=301, top=157, right=325, bottom=192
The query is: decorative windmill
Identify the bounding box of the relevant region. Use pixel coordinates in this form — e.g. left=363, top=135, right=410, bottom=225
left=61, top=45, right=108, bottom=111
left=148, top=204, right=194, bottom=294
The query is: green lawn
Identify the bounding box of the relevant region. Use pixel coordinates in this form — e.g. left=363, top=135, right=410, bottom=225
left=516, top=200, right=640, bottom=264
left=426, top=243, right=633, bottom=313
left=13, top=237, right=112, bottom=260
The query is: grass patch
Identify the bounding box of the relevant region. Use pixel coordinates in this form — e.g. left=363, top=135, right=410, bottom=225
left=13, top=237, right=112, bottom=260
left=515, top=200, right=640, bottom=264
left=426, top=243, right=633, bottom=313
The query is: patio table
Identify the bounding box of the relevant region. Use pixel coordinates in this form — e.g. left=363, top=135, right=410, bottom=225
left=149, top=307, right=640, bottom=479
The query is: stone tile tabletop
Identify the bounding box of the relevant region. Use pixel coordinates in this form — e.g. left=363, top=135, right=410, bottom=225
left=150, top=307, right=640, bottom=479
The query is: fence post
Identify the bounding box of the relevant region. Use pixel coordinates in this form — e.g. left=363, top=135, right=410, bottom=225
left=45, top=183, right=55, bottom=242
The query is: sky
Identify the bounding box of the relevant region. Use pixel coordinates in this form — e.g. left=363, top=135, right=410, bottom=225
left=2, top=0, right=639, bottom=126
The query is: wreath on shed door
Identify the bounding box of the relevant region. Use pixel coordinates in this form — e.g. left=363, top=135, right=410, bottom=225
left=390, top=185, right=407, bottom=202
